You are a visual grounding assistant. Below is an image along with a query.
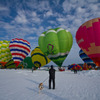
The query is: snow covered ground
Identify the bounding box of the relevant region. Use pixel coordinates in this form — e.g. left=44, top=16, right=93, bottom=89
left=0, top=69, right=100, bottom=100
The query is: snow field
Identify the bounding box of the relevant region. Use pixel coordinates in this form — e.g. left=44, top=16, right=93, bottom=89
left=0, top=69, right=100, bottom=100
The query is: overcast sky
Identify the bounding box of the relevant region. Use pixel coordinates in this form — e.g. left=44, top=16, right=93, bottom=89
left=0, top=0, right=100, bottom=66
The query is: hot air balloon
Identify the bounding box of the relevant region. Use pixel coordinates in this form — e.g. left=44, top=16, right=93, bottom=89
left=9, top=38, right=31, bottom=67
left=5, top=59, right=16, bottom=69
left=31, top=46, right=51, bottom=69
left=76, top=17, right=100, bottom=67
left=19, top=57, right=34, bottom=69
left=38, top=27, right=73, bottom=67
left=68, top=64, right=82, bottom=71
left=83, top=63, right=92, bottom=70
left=79, top=49, right=96, bottom=66
left=0, top=40, right=12, bottom=67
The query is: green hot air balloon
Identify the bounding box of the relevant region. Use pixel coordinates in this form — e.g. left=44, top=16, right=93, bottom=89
left=5, top=59, right=16, bottom=69
left=17, top=57, right=34, bottom=69
left=0, top=40, right=12, bottom=67
left=23, top=57, right=34, bottom=69
left=38, top=28, right=73, bottom=67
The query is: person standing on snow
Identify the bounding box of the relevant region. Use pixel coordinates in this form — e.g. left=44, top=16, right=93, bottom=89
left=49, top=65, right=56, bottom=89
left=32, top=67, right=34, bottom=73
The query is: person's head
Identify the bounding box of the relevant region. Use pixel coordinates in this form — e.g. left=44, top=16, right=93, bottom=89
left=51, top=65, right=53, bottom=69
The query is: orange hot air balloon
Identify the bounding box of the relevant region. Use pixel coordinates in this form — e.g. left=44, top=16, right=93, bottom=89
left=76, top=17, right=100, bottom=67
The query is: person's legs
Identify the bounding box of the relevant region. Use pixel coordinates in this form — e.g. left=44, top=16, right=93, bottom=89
left=53, top=79, right=55, bottom=89
left=49, top=78, right=51, bottom=89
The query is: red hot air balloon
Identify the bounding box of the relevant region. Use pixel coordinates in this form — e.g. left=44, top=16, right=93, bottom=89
left=76, top=17, right=100, bottom=67
left=9, top=38, right=31, bottom=67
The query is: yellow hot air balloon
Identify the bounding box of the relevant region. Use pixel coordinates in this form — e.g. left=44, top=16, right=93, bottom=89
left=0, top=40, right=12, bottom=67
left=31, top=46, right=51, bottom=69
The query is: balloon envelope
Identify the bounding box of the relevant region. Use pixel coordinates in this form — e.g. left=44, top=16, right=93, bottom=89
left=68, top=64, right=82, bottom=70
left=9, top=38, right=31, bottom=67
left=83, top=63, right=92, bottom=70
left=79, top=49, right=95, bottom=65
left=5, top=59, right=16, bottom=69
left=0, top=40, right=12, bottom=66
left=31, top=46, right=51, bottom=69
left=76, top=18, right=100, bottom=66
left=38, top=28, right=73, bottom=67
left=22, top=57, right=33, bottom=69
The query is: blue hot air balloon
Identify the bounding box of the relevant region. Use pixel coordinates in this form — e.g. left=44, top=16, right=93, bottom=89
left=79, top=49, right=96, bottom=66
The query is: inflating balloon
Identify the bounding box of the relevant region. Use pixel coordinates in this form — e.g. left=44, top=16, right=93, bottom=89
left=0, top=40, right=12, bottom=66
left=76, top=17, right=100, bottom=67
left=5, top=59, right=16, bottom=69
left=9, top=38, right=31, bottom=67
left=21, top=57, right=34, bottom=69
left=79, top=49, right=95, bottom=65
left=38, top=28, right=73, bottom=67
left=31, top=46, right=51, bottom=69
left=68, top=64, right=82, bottom=70
left=83, top=63, right=92, bottom=70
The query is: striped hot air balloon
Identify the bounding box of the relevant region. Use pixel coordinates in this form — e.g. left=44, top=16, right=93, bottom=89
left=79, top=49, right=96, bottom=69
left=31, top=46, right=51, bottom=69
left=5, top=59, right=16, bottom=69
left=9, top=38, right=31, bottom=67
left=79, top=49, right=95, bottom=64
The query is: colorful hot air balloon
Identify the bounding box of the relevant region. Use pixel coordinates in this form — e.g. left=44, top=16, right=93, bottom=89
left=31, top=46, right=51, bottom=69
left=79, top=49, right=95, bottom=65
left=76, top=17, right=100, bottom=67
left=0, top=40, right=12, bottom=67
left=83, top=63, right=92, bottom=70
left=38, top=27, right=73, bottom=67
left=5, top=59, right=16, bottom=69
left=9, top=38, right=31, bottom=67
left=68, top=64, right=82, bottom=71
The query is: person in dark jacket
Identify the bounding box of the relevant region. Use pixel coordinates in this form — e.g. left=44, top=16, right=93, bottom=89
left=49, top=65, right=55, bottom=89
left=73, top=69, right=77, bottom=74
